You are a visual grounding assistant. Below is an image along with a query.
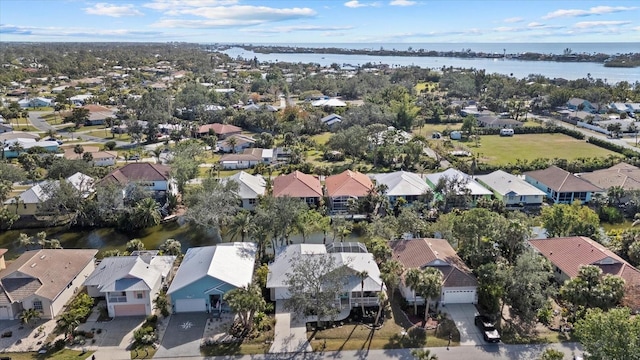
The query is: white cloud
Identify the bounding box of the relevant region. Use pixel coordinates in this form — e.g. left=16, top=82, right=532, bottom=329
left=0, top=24, right=160, bottom=37
left=144, top=0, right=238, bottom=11
left=150, top=5, right=316, bottom=28
left=503, top=17, right=523, bottom=23
left=527, top=22, right=544, bottom=28
left=389, top=0, right=416, bottom=6
left=241, top=25, right=354, bottom=33
left=344, top=1, right=377, bottom=8
left=573, top=20, right=631, bottom=29
left=84, top=3, right=143, bottom=17
left=543, top=6, right=637, bottom=19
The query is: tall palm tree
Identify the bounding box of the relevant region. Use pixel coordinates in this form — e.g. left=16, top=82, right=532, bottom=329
left=57, top=312, right=81, bottom=341
left=420, top=267, right=443, bottom=324
left=228, top=211, right=252, bottom=242
left=359, top=270, right=369, bottom=315
left=227, top=136, right=238, bottom=153
left=9, top=142, right=24, bottom=157
left=405, top=268, right=423, bottom=316
left=380, top=260, right=404, bottom=301
left=133, top=198, right=162, bottom=229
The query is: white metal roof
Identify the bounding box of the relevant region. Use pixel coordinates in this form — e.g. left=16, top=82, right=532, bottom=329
left=373, top=171, right=430, bottom=197
left=223, top=171, right=266, bottom=199
left=84, top=255, right=175, bottom=292
left=167, top=242, right=257, bottom=294
left=426, top=168, right=493, bottom=196
left=476, top=170, right=546, bottom=197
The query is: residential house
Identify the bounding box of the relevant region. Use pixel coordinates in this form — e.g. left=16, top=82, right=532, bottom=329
left=222, top=171, right=266, bottom=210
left=2, top=138, right=59, bottom=159
left=83, top=104, right=116, bottom=126
left=219, top=148, right=274, bottom=170
left=195, top=123, right=242, bottom=139
left=390, top=238, right=478, bottom=305
left=17, top=97, right=53, bottom=108
left=610, top=103, right=630, bottom=114
left=529, top=236, right=640, bottom=311
left=476, top=170, right=546, bottom=207
left=69, top=94, right=93, bottom=106
left=167, top=242, right=257, bottom=313
left=98, top=163, right=177, bottom=199
left=0, top=123, right=12, bottom=134
left=567, top=98, right=597, bottom=113
left=626, top=103, right=640, bottom=114
left=5, top=172, right=94, bottom=216
left=524, top=166, right=602, bottom=204
left=372, top=171, right=431, bottom=205
left=272, top=171, right=323, bottom=206
left=325, top=170, right=373, bottom=214
left=84, top=252, right=175, bottom=317
left=0, top=249, right=97, bottom=320
left=266, top=243, right=384, bottom=319
left=320, top=114, right=342, bottom=127
left=477, top=116, right=522, bottom=129
left=90, top=151, right=118, bottom=167
left=0, top=131, right=39, bottom=142
left=578, top=162, right=640, bottom=193
left=425, top=168, right=493, bottom=207
left=217, top=135, right=255, bottom=153
left=312, top=98, right=347, bottom=107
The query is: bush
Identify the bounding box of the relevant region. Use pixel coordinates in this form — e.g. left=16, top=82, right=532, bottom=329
left=587, top=137, right=638, bottom=158
left=145, top=314, right=158, bottom=324
left=54, top=338, right=66, bottom=351
left=133, top=326, right=156, bottom=345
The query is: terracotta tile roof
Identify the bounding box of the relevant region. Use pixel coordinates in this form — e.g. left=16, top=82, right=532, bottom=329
left=83, top=104, right=112, bottom=113
left=219, top=153, right=262, bottom=162
left=528, top=236, right=638, bottom=280
left=325, top=170, right=373, bottom=197
left=197, top=123, right=242, bottom=135
left=0, top=249, right=97, bottom=302
left=390, top=238, right=477, bottom=288
left=99, top=163, right=171, bottom=186
left=524, top=166, right=602, bottom=193
left=578, top=163, right=640, bottom=191
left=272, top=171, right=323, bottom=198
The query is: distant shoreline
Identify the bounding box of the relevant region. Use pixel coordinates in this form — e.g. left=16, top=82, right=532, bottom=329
left=221, top=44, right=640, bottom=68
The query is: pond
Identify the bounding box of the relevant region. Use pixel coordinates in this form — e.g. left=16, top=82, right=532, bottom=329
left=0, top=218, right=362, bottom=259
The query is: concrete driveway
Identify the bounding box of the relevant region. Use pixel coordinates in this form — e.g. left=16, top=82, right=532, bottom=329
left=74, top=316, right=145, bottom=360
left=154, top=313, right=206, bottom=358
left=442, top=303, right=485, bottom=346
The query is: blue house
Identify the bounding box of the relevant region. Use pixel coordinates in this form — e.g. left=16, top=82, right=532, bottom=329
left=523, top=166, right=602, bottom=204
left=167, top=243, right=257, bottom=314
left=567, top=98, right=597, bottom=113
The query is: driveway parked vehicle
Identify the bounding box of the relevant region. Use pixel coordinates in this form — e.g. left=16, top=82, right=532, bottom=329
left=474, top=315, right=501, bottom=343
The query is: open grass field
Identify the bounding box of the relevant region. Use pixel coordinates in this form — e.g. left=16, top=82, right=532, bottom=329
left=311, top=132, right=332, bottom=146
left=415, top=82, right=438, bottom=93
left=459, top=133, right=618, bottom=165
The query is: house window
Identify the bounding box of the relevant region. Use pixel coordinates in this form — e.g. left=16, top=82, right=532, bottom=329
left=136, top=292, right=144, bottom=299
left=33, top=300, right=43, bottom=311
left=248, top=198, right=257, bottom=205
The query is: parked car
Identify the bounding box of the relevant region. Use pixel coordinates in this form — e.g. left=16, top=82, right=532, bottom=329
left=474, top=315, right=501, bottom=343
left=127, top=155, right=140, bottom=161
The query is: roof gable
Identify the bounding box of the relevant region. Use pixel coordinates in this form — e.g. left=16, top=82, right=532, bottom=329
left=272, top=171, right=323, bottom=198
left=373, top=171, right=430, bottom=196
left=325, top=170, right=373, bottom=197
left=99, top=163, right=170, bottom=186
left=476, top=170, right=546, bottom=196
left=524, top=166, right=602, bottom=193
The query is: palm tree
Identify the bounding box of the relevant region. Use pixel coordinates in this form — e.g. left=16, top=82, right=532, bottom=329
left=19, top=308, right=41, bottom=327
left=420, top=267, right=443, bottom=324
left=223, top=283, right=267, bottom=336
left=228, top=211, right=252, bottom=242
left=411, top=349, right=438, bottom=360
left=57, top=312, right=81, bottom=341
left=405, top=268, right=423, bottom=316
left=9, top=142, right=24, bottom=157
left=125, top=239, right=146, bottom=253
left=359, top=270, right=369, bottom=315
left=133, top=198, right=162, bottom=228
left=152, top=148, right=162, bottom=164
left=159, top=238, right=181, bottom=256
left=380, top=260, right=404, bottom=301
left=226, top=136, right=238, bottom=153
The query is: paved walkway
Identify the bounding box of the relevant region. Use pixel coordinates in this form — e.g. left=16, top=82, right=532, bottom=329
left=269, top=301, right=311, bottom=354
left=442, top=303, right=483, bottom=346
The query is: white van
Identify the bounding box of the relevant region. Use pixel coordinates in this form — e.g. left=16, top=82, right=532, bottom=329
left=500, top=128, right=514, bottom=136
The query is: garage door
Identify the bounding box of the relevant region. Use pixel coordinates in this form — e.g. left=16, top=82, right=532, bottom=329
left=174, top=298, right=206, bottom=313
left=114, top=304, right=146, bottom=317
left=443, top=290, right=476, bottom=304
left=0, top=306, right=10, bottom=320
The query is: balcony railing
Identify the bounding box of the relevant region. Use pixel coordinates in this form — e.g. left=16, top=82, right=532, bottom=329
left=350, top=296, right=380, bottom=306
left=108, top=296, right=127, bottom=303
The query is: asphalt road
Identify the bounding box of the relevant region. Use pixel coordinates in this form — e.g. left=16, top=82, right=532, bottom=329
left=140, top=342, right=584, bottom=360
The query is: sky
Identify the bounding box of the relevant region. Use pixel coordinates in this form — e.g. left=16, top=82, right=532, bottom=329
left=0, top=0, right=639, bottom=43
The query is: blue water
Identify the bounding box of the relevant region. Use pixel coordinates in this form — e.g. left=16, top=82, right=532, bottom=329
left=219, top=42, right=640, bottom=55
left=222, top=47, right=640, bottom=83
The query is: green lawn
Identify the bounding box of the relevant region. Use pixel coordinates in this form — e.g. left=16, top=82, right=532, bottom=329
left=459, top=133, right=618, bottom=165
left=2, top=349, right=94, bottom=360
left=84, top=130, right=132, bottom=142
left=311, top=132, right=332, bottom=146
left=415, top=82, right=438, bottom=94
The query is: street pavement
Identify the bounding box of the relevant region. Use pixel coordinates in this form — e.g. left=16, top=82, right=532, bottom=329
left=147, top=341, right=585, bottom=359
